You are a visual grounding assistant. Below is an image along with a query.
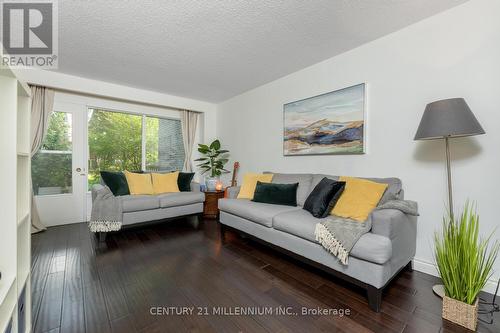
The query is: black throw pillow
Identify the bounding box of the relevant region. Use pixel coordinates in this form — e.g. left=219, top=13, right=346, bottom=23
left=177, top=172, right=195, bottom=192
left=100, top=171, right=130, bottom=196
left=303, top=178, right=346, bottom=218
left=252, top=181, right=298, bottom=206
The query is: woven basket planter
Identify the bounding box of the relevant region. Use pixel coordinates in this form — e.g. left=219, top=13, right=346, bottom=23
left=442, top=296, right=478, bottom=331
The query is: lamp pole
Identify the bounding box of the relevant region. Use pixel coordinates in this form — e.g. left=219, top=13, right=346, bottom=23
left=415, top=98, right=485, bottom=299
left=444, top=136, right=453, bottom=219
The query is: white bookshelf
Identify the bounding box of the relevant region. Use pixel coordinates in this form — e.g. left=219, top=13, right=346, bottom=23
left=0, top=67, right=32, bottom=333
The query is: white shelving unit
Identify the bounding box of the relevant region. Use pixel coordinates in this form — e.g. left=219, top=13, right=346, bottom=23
left=0, top=66, right=32, bottom=333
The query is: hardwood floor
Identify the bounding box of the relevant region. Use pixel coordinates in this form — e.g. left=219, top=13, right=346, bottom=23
left=31, top=217, right=500, bottom=333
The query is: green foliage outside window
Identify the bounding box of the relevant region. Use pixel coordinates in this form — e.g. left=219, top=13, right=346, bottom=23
left=32, top=109, right=185, bottom=194
left=88, top=110, right=143, bottom=188
left=32, top=112, right=73, bottom=195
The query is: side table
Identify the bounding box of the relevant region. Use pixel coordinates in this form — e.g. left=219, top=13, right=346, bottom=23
left=203, top=190, right=225, bottom=219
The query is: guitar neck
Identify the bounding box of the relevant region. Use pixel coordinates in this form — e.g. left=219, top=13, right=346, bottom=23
left=230, top=162, right=239, bottom=187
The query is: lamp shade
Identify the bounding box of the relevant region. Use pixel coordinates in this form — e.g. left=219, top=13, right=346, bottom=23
left=414, top=98, right=485, bottom=140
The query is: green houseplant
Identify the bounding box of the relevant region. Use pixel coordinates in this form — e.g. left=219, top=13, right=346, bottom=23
left=435, top=202, right=499, bottom=330
left=195, top=139, right=230, bottom=191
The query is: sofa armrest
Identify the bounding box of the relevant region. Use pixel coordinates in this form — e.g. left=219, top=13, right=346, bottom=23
left=370, top=209, right=417, bottom=240
left=190, top=181, right=200, bottom=192
left=91, top=184, right=106, bottom=202
left=226, top=186, right=240, bottom=199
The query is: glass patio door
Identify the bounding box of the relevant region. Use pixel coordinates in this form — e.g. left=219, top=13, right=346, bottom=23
left=32, top=103, right=87, bottom=226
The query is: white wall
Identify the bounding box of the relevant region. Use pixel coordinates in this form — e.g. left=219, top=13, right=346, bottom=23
left=217, top=0, right=500, bottom=292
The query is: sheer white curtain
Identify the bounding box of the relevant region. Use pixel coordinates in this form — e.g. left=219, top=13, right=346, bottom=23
left=30, top=85, right=55, bottom=233
left=180, top=110, right=199, bottom=172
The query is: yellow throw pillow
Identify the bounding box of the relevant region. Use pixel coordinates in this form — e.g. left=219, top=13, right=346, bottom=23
left=237, top=173, right=274, bottom=199
left=331, top=176, right=388, bottom=222
left=151, top=172, right=180, bottom=194
left=124, top=171, right=154, bottom=195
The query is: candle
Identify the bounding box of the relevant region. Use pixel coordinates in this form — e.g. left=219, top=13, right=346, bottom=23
left=215, top=182, right=223, bottom=191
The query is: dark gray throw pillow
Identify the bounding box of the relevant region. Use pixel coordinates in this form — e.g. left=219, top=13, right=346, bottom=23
left=252, top=181, right=298, bottom=206
left=177, top=172, right=195, bottom=192
left=303, top=178, right=346, bottom=218
left=100, top=171, right=130, bottom=196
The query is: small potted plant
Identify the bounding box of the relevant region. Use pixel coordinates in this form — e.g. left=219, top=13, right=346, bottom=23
left=195, top=139, right=230, bottom=191
left=435, top=202, right=499, bottom=330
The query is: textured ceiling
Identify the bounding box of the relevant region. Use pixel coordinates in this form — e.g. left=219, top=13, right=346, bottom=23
left=56, top=0, right=467, bottom=102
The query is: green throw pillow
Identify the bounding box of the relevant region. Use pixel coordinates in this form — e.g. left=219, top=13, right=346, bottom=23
left=252, top=181, right=298, bottom=206
left=100, top=171, right=130, bottom=196
left=177, top=172, right=195, bottom=192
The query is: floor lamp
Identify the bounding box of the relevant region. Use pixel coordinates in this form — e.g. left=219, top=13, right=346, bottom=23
left=414, top=98, right=485, bottom=298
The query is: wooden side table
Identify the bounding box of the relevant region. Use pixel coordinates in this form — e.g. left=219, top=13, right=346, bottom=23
left=203, top=191, right=225, bottom=219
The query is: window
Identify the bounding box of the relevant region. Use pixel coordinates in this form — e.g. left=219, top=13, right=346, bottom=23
left=88, top=109, right=185, bottom=189
left=32, top=112, right=73, bottom=195
left=145, top=116, right=185, bottom=171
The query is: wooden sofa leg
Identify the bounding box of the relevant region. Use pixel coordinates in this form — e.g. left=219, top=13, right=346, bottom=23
left=367, top=286, right=382, bottom=312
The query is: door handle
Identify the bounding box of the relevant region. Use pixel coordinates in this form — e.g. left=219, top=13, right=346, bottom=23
left=76, top=167, right=86, bottom=176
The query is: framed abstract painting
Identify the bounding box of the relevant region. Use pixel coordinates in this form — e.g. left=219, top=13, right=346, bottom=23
left=283, top=83, right=366, bottom=156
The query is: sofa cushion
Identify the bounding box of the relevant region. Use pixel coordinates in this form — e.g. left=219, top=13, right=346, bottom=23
left=218, top=198, right=300, bottom=227
left=303, top=178, right=345, bottom=218
left=312, top=174, right=401, bottom=197
left=124, top=171, right=154, bottom=195
left=265, top=172, right=313, bottom=207
left=159, top=192, right=205, bottom=208
left=332, top=176, right=388, bottom=222
left=365, top=177, right=403, bottom=201
left=252, top=181, right=298, bottom=206
left=120, top=195, right=160, bottom=212
left=272, top=209, right=321, bottom=243
left=238, top=173, right=274, bottom=199
left=272, top=209, right=392, bottom=264
left=100, top=171, right=130, bottom=196
left=152, top=171, right=180, bottom=194
left=310, top=174, right=340, bottom=191
left=178, top=172, right=195, bottom=192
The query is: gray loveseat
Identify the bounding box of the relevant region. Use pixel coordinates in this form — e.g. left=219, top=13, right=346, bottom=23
left=218, top=173, right=417, bottom=312
left=91, top=182, right=205, bottom=226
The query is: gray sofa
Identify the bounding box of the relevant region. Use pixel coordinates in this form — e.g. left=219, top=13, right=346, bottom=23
left=91, top=182, right=205, bottom=226
left=218, top=173, right=417, bottom=312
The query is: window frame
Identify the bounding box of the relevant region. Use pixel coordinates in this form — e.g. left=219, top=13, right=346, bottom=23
left=86, top=106, right=184, bottom=189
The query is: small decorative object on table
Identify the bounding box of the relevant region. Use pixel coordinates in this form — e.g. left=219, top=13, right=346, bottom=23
left=196, top=139, right=230, bottom=191
left=434, top=202, right=499, bottom=330
left=215, top=180, right=223, bottom=191
left=203, top=190, right=225, bottom=219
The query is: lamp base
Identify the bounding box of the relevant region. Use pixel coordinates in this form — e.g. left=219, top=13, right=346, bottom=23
left=433, top=284, right=445, bottom=298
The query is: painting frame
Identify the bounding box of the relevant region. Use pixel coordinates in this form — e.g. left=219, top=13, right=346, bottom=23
left=283, top=83, right=366, bottom=156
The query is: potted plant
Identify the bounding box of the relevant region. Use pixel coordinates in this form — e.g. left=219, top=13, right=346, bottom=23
left=195, top=139, right=230, bottom=191
left=434, top=202, right=499, bottom=330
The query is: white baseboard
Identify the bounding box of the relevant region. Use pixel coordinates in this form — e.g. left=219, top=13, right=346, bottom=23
left=413, top=258, right=500, bottom=296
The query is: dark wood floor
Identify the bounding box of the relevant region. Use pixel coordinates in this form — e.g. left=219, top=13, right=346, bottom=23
left=31, top=217, right=500, bottom=333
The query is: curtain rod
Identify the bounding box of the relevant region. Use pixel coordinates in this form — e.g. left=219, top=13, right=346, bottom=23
left=28, top=83, right=203, bottom=114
